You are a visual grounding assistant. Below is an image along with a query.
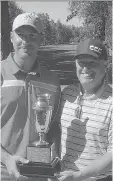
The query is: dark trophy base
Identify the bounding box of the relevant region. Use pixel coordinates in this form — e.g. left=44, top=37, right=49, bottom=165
left=18, top=157, right=61, bottom=178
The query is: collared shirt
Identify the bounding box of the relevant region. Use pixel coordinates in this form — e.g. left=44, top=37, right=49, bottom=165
left=60, top=82, right=112, bottom=180
left=1, top=52, right=61, bottom=159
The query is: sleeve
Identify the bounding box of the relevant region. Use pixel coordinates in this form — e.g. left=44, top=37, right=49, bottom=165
left=1, top=73, right=3, bottom=86
left=107, top=105, right=112, bottom=152
left=0, top=61, right=4, bottom=86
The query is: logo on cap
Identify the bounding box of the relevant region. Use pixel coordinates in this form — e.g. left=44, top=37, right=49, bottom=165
left=90, top=45, right=102, bottom=54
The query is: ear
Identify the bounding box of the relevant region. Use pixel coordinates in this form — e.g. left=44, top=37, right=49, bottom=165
left=10, top=31, right=13, bottom=43
left=104, top=61, right=108, bottom=69
left=74, top=60, right=77, bottom=69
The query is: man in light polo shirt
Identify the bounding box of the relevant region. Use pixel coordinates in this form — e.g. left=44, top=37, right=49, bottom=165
left=1, top=13, right=61, bottom=181
left=56, top=39, right=112, bottom=181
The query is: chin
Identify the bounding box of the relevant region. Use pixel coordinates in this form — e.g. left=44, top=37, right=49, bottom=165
left=21, top=52, right=34, bottom=58
left=80, top=78, right=94, bottom=84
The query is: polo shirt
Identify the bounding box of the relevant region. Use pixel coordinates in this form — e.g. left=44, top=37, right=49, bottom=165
left=60, top=82, right=112, bottom=180
left=1, top=53, right=61, bottom=181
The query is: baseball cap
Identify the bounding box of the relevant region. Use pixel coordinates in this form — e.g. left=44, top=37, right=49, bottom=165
left=75, top=38, right=107, bottom=60
left=12, top=12, right=44, bottom=34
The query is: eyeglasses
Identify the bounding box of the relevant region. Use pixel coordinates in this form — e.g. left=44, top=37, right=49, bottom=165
left=75, top=94, right=83, bottom=119
left=75, top=93, right=89, bottom=122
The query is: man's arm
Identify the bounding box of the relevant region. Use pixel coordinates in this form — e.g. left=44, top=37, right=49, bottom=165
left=57, top=152, right=112, bottom=181
left=1, top=145, right=29, bottom=179
left=76, top=151, right=112, bottom=180
left=1, top=145, right=11, bottom=165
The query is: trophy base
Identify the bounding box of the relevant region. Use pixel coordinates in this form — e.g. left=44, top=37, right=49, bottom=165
left=17, top=157, right=61, bottom=178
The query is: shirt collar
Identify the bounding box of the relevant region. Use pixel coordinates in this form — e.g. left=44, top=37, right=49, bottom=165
left=7, top=52, right=41, bottom=76
left=79, top=80, right=106, bottom=100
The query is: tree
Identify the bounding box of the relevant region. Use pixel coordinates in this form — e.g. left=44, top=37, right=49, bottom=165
left=68, top=1, right=112, bottom=46
left=38, top=13, right=52, bottom=45
left=55, top=20, right=64, bottom=44
left=8, top=1, right=24, bottom=52
left=49, top=20, right=57, bottom=44
left=1, top=1, right=23, bottom=60
left=8, top=1, right=24, bottom=31
left=1, top=1, right=10, bottom=60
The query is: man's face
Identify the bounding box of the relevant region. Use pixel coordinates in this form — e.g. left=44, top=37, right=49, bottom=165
left=75, top=55, right=106, bottom=90
left=10, top=25, right=41, bottom=59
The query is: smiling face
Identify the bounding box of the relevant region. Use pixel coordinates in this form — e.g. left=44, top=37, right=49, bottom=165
left=10, top=25, right=41, bottom=71
left=75, top=55, right=106, bottom=92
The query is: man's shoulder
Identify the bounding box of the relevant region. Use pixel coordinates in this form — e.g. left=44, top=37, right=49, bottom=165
left=62, top=83, right=79, bottom=94
left=61, top=83, right=79, bottom=102
left=1, top=58, right=8, bottom=67
left=1, top=56, right=11, bottom=85
left=1, top=54, right=11, bottom=73
left=1, top=59, right=8, bottom=77
left=102, top=83, right=112, bottom=99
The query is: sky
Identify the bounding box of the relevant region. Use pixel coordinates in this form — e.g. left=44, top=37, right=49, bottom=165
left=17, top=1, right=83, bottom=27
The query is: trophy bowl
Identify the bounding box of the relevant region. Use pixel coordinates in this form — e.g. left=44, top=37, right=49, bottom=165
left=18, top=93, right=61, bottom=177
left=32, top=93, right=52, bottom=146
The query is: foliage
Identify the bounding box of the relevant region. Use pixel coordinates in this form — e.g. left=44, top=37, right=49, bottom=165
left=8, top=1, right=24, bottom=52
left=68, top=1, right=112, bottom=48
left=37, top=14, right=74, bottom=45
left=1, top=1, right=24, bottom=60
left=2, top=1, right=112, bottom=62
left=8, top=1, right=24, bottom=31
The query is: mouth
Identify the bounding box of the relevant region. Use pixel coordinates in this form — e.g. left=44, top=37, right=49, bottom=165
left=82, top=73, right=91, bottom=77
left=82, top=72, right=95, bottom=79
left=21, top=45, right=34, bottom=50
left=23, top=47, right=32, bottom=50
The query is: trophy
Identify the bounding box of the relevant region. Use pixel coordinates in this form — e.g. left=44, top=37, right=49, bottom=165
left=27, top=93, right=53, bottom=163
left=18, top=91, right=60, bottom=178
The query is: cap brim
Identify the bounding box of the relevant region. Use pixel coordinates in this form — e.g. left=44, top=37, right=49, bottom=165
left=75, top=52, right=99, bottom=59
left=13, top=23, right=43, bottom=34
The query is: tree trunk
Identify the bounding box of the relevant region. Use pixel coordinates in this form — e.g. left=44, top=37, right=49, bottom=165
left=1, top=1, right=10, bottom=60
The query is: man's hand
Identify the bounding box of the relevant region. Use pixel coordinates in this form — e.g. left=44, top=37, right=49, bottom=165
left=4, top=154, right=29, bottom=179
left=55, top=170, right=81, bottom=181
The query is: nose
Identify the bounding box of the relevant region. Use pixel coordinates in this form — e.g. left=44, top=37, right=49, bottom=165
left=82, top=67, right=89, bottom=72
left=22, top=35, right=30, bottom=43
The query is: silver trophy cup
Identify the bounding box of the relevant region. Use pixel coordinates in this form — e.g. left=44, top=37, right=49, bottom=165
left=27, top=93, right=53, bottom=163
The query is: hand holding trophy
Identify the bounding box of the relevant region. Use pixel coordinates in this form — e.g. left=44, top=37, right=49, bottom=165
left=18, top=91, right=60, bottom=178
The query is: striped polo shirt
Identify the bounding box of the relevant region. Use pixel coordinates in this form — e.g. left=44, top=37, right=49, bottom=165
left=1, top=53, right=61, bottom=180
left=60, top=82, right=112, bottom=180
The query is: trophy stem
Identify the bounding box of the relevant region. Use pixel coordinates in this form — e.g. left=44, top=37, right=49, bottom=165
left=38, top=132, right=49, bottom=146
left=39, top=132, right=44, bottom=143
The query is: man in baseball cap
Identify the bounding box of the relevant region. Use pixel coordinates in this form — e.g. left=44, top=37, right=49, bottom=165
left=1, top=12, right=61, bottom=181
left=56, top=38, right=112, bottom=181
left=74, top=38, right=108, bottom=91
left=9, top=12, right=44, bottom=72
